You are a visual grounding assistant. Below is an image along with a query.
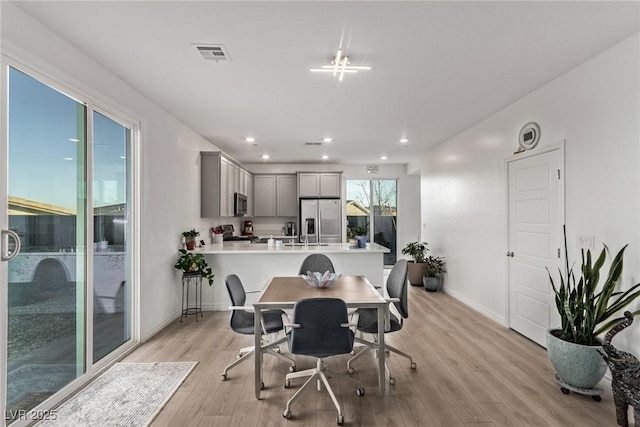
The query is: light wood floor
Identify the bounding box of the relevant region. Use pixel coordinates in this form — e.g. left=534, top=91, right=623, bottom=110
left=123, top=286, right=618, bottom=426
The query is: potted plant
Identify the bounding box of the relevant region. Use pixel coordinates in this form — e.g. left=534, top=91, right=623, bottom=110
left=546, top=232, right=640, bottom=392
left=182, top=229, right=200, bottom=250
left=174, top=249, right=214, bottom=286
left=423, top=255, right=446, bottom=292
left=401, top=241, right=429, bottom=286
left=346, top=227, right=358, bottom=247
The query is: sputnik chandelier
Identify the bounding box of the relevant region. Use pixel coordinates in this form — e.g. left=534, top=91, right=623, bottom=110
left=309, top=50, right=371, bottom=81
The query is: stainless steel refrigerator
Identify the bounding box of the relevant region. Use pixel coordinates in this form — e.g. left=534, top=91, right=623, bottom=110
left=299, top=199, right=342, bottom=243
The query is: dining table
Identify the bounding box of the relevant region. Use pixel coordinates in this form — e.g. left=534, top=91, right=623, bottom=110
left=253, top=275, right=388, bottom=399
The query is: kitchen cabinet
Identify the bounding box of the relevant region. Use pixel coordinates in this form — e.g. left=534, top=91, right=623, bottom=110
left=297, top=172, right=342, bottom=198
left=201, top=152, right=253, bottom=217
left=277, top=175, right=297, bottom=216
left=253, top=174, right=296, bottom=217
left=253, top=175, right=276, bottom=216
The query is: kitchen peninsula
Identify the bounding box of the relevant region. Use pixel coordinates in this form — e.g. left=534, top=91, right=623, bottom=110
left=193, top=242, right=390, bottom=310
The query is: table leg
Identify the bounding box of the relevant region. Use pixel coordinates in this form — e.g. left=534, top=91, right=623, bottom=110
left=254, top=307, right=262, bottom=400
left=377, top=305, right=386, bottom=397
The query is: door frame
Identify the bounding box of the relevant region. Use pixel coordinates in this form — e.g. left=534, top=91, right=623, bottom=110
left=504, top=141, right=565, bottom=332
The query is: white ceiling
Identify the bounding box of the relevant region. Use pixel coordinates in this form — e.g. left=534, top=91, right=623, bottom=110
left=13, top=1, right=640, bottom=165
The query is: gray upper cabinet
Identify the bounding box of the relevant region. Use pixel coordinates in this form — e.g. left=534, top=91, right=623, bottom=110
left=253, top=174, right=297, bottom=217
left=253, top=175, right=277, bottom=216
left=277, top=175, right=297, bottom=216
left=201, top=152, right=252, bottom=217
left=298, top=172, right=342, bottom=198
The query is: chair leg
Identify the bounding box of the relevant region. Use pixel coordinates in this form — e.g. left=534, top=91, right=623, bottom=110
left=285, top=371, right=319, bottom=411
left=318, top=370, right=343, bottom=419
left=347, top=345, right=372, bottom=373
left=284, top=359, right=364, bottom=423
left=221, top=347, right=254, bottom=380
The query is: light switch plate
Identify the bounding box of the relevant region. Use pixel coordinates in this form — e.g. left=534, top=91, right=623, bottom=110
left=576, top=235, right=595, bottom=250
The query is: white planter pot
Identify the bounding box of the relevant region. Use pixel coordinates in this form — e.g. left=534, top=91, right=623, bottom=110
left=546, top=329, right=607, bottom=389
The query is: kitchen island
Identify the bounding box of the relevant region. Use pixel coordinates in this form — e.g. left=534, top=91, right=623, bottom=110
left=192, top=242, right=390, bottom=310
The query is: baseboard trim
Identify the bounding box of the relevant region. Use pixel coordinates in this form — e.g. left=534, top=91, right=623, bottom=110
left=141, top=310, right=182, bottom=342
left=442, top=286, right=507, bottom=327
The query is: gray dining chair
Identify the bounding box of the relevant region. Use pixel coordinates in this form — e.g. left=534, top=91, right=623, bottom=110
left=297, top=253, right=335, bottom=275
left=282, top=298, right=365, bottom=426
left=221, top=274, right=295, bottom=382
left=346, top=259, right=416, bottom=385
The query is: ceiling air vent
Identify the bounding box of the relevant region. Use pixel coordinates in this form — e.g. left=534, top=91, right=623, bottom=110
left=194, top=44, right=231, bottom=61
left=303, top=142, right=324, bottom=146
left=366, top=165, right=379, bottom=174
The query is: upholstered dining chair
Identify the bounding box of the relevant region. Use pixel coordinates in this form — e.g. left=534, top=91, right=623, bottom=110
left=297, top=253, right=335, bottom=275
left=221, top=274, right=295, bottom=382
left=346, top=259, right=416, bottom=385
left=282, top=298, right=365, bottom=425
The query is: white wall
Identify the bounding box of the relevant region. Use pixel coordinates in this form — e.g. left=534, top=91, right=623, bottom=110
left=1, top=2, right=220, bottom=340
left=408, top=33, right=640, bottom=352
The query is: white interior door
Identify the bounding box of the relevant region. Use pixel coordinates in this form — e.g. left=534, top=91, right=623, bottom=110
left=507, top=146, right=563, bottom=347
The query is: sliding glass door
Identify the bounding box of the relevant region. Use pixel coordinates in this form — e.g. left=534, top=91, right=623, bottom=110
left=2, top=63, right=135, bottom=424
left=346, top=179, right=397, bottom=266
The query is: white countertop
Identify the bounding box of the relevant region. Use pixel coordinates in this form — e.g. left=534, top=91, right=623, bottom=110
left=195, top=242, right=390, bottom=254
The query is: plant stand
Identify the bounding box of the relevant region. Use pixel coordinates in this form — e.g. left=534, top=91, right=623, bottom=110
left=180, top=273, right=203, bottom=322
left=555, top=374, right=603, bottom=402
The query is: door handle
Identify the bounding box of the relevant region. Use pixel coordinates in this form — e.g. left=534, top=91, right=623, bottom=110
left=1, top=229, right=21, bottom=261
left=506, top=251, right=514, bottom=257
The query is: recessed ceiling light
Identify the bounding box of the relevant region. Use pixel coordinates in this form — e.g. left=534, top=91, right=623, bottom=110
left=399, top=138, right=409, bottom=144
left=68, top=138, right=80, bottom=142
left=245, top=137, right=255, bottom=143
left=380, top=156, right=387, bottom=160
left=63, top=157, right=73, bottom=161
left=261, top=154, right=270, bottom=159
left=321, top=155, right=329, bottom=160
left=323, top=137, right=333, bottom=143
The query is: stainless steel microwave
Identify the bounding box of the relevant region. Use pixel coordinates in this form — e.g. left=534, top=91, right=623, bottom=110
left=234, top=193, right=247, bottom=216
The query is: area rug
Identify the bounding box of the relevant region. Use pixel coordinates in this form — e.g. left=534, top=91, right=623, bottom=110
left=36, top=361, right=197, bottom=427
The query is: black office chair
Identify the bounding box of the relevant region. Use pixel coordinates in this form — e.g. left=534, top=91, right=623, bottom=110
left=221, top=274, right=295, bottom=381
left=297, top=253, right=335, bottom=275
left=282, top=298, right=365, bottom=426
left=346, top=259, right=416, bottom=385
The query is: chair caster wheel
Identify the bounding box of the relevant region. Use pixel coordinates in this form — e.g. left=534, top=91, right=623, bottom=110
left=560, top=387, right=570, bottom=395
left=289, top=365, right=296, bottom=373
left=350, top=350, right=355, bottom=355
left=347, top=367, right=354, bottom=375
left=220, top=373, right=227, bottom=381
left=260, top=382, right=264, bottom=390
left=275, top=347, right=282, bottom=353
left=356, top=386, right=365, bottom=396
left=337, top=415, right=344, bottom=425
left=236, top=353, right=242, bottom=359
left=410, top=362, right=417, bottom=369
left=389, top=377, right=396, bottom=385
left=284, top=380, right=291, bottom=389
left=591, top=395, right=601, bottom=402
left=283, top=409, right=291, bottom=419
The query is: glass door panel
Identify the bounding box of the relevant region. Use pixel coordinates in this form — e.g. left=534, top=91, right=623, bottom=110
left=346, top=180, right=371, bottom=241
left=92, top=111, right=131, bottom=363
left=371, top=180, right=397, bottom=266
left=6, top=67, right=86, bottom=421
left=346, top=179, right=398, bottom=266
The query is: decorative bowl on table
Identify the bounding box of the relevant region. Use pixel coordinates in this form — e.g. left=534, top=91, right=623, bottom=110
left=301, top=271, right=342, bottom=288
